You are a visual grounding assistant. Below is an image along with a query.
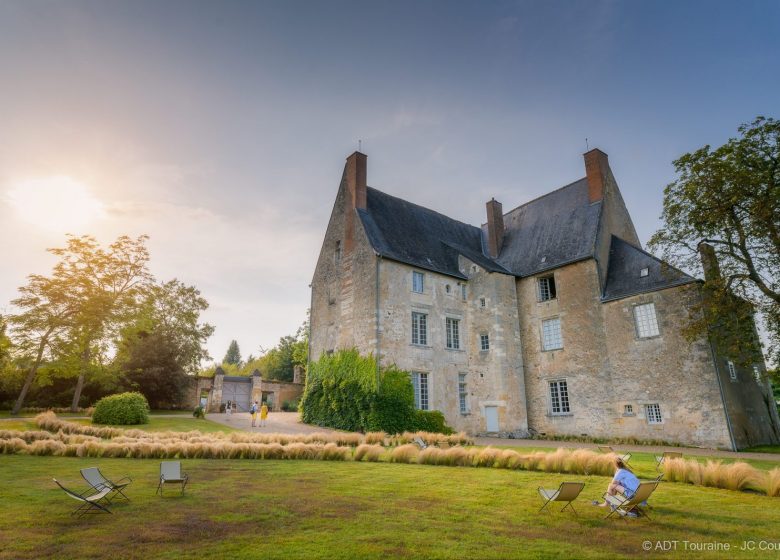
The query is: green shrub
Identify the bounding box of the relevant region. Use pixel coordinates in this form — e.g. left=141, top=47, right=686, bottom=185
left=281, top=399, right=299, bottom=412
left=413, top=410, right=453, bottom=434
left=92, top=392, right=150, bottom=425
left=193, top=406, right=205, bottom=419
left=301, top=350, right=417, bottom=434
left=367, top=366, right=415, bottom=434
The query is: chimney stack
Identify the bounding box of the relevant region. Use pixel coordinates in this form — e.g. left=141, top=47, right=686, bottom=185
left=486, top=198, right=504, bottom=258
left=698, top=242, right=721, bottom=282
left=345, top=151, right=367, bottom=210
left=343, top=151, right=367, bottom=253
left=584, top=148, right=610, bottom=203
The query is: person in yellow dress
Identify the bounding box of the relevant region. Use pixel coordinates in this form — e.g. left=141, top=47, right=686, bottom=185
left=260, top=402, right=269, bottom=427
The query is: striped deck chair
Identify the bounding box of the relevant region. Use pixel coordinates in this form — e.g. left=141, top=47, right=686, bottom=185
left=53, top=479, right=112, bottom=517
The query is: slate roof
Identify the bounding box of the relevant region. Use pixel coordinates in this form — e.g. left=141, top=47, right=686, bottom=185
left=358, top=187, right=509, bottom=279
left=488, top=178, right=602, bottom=277
left=355, top=180, right=696, bottom=303
left=602, top=236, right=697, bottom=301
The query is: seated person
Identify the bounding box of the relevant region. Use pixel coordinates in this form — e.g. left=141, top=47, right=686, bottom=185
left=597, top=458, right=640, bottom=507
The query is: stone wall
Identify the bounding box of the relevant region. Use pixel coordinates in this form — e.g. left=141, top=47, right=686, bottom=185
left=518, top=260, right=734, bottom=449
left=375, top=257, right=527, bottom=435
left=310, top=176, right=378, bottom=362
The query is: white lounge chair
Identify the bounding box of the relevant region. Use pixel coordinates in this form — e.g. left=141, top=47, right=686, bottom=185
left=655, top=451, right=682, bottom=470
left=538, top=481, right=585, bottom=515
left=603, top=481, right=659, bottom=519
left=413, top=436, right=428, bottom=450
left=597, top=446, right=632, bottom=465
left=53, top=478, right=112, bottom=517
left=81, top=467, right=132, bottom=502
left=156, top=461, right=189, bottom=496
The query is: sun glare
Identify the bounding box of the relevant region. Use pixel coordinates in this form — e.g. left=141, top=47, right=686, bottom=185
left=6, top=176, right=106, bottom=233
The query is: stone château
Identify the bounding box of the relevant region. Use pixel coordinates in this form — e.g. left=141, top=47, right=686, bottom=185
left=309, top=150, right=780, bottom=449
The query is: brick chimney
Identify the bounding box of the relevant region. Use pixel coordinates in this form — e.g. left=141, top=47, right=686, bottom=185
left=698, top=242, right=721, bottom=282
left=584, top=148, right=610, bottom=203
left=344, top=151, right=367, bottom=253
left=486, top=198, right=504, bottom=258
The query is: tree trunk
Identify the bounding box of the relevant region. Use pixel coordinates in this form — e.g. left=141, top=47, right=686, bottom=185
left=11, top=365, right=39, bottom=416
left=11, top=336, right=49, bottom=416
left=70, top=347, right=90, bottom=412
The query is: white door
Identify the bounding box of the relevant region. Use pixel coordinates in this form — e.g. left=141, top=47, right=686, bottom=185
left=485, top=406, right=499, bottom=432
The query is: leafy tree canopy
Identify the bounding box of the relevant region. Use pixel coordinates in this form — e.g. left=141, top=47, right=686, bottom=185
left=649, top=116, right=780, bottom=364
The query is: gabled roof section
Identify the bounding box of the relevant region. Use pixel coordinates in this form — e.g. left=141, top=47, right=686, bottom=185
left=490, top=178, right=602, bottom=276
left=603, top=236, right=697, bottom=301
left=358, top=187, right=509, bottom=279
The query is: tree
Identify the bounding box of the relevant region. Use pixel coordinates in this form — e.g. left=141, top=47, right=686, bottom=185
left=114, top=279, right=214, bottom=406
left=8, top=275, right=79, bottom=414
left=223, top=340, right=242, bottom=365
left=118, top=330, right=188, bottom=409
left=7, top=235, right=153, bottom=413
left=649, top=116, right=780, bottom=364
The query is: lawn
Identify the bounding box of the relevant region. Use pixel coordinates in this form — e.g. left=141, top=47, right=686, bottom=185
left=2, top=454, right=779, bottom=560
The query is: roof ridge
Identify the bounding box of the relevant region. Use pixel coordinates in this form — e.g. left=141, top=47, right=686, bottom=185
left=366, top=186, right=482, bottom=233
left=500, top=176, right=590, bottom=218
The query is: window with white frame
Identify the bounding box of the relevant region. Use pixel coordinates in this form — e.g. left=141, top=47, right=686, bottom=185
left=410, top=372, right=429, bottom=410
left=727, top=360, right=737, bottom=381
left=412, top=271, right=424, bottom=293
left=640, top=267, right=649, bottom=277
left=446, top=317, right=460, bottom=349
left=754, top=365, right=762, bottom=382
left=445, top=284, right=451, bottom=294
left=479, top=297, right=486, bottom=308
left=646, top=403, right=662, bottom=424
left=458, top=373, right=468, bottom=414
left=480, top=333, right=489, bottom=351
left=461, top=284, right=467, bottom=301
left=541, top=317, right=563, bottom=351
left=624, top=404, right=634, bottom=415
left=549, top=380, right=570, bottom=414
left=537, top=276, right=557, bottom=301
left=411, top=312, right=427, bottom=345
left=633, top=303, right=660, bottom=338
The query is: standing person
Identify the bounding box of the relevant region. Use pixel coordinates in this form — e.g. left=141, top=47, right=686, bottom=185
left=226, top=400, right=232, bottom=415
left=260, top=402, right=269, bottom=427
left=250, top=400, right=259, bottom=427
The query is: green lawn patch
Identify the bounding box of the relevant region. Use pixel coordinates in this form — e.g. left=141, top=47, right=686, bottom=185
left=2, top=454, right=779, bottom=560
left=744, top=445, right=780, bottom=454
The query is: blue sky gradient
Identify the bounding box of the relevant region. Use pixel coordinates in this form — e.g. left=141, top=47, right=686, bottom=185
left=1, top=0, right=778, bottom=361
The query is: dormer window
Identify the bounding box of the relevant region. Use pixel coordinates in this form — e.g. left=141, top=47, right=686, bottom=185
left=537, top=276, right=557, bottom=302
left=640, top=267, right=649, bottom=278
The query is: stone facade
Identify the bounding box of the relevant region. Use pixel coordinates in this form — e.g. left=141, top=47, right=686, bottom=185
left=309, top=150, right=780, bottom=450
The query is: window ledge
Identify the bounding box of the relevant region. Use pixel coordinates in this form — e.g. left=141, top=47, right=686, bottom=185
left=636, top=335, right=662, bottom=341
left=446, top=348, right=465, bottom=352
left=541, top=348, right=564, bottom=353
left=410, top=344, right=431, bottom=349
left=546, top=413, right=574, bottom=418
left=622, top=413, right=635, bottom=417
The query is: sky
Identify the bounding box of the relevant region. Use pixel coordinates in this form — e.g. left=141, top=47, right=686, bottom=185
left=0, top=0, right=778, bottom=364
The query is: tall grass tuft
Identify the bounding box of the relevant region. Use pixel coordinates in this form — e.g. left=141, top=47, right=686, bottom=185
left=390, top=444, right=419, bottom=464
left=766, top=468, right=780, bottom=497
left=354, top=444, right=384, bottom=462
left=364, top=432, right=386, bottom=445
left=722, top=462, right=761, bottom=491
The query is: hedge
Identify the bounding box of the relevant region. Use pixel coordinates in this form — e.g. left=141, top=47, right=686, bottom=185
left=301, top=350, right=421, bottom=434
left=92, top=392, right=150, bottom=425
left=413, top=410, right=453, bottom=434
